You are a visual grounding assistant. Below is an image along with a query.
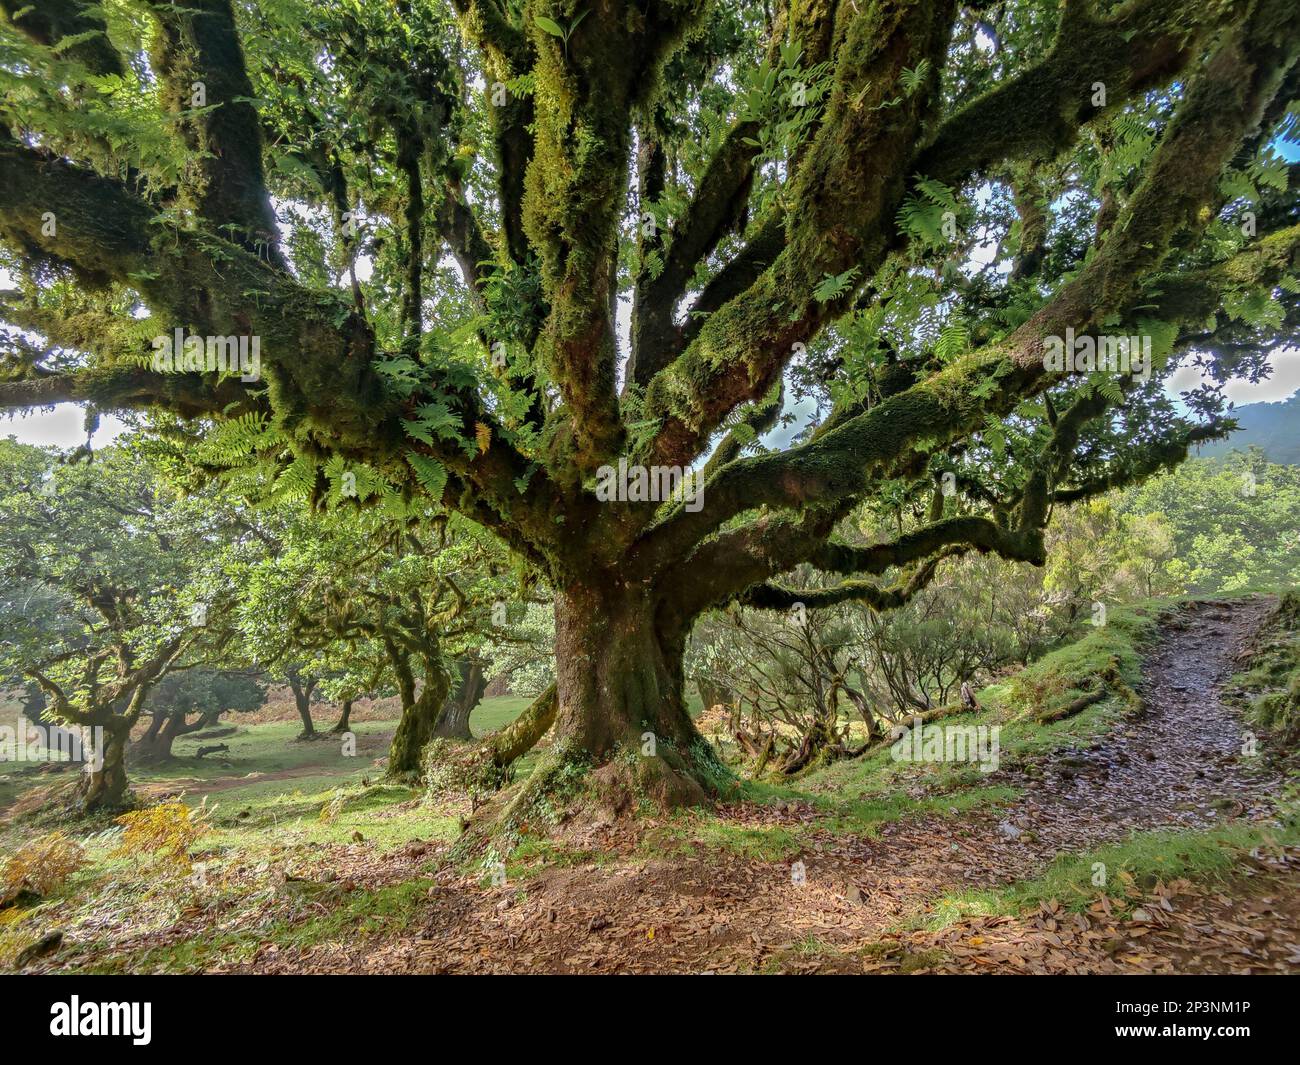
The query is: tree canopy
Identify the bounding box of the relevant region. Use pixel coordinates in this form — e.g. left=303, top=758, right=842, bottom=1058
left=1, top=0, right=1298, bottom=826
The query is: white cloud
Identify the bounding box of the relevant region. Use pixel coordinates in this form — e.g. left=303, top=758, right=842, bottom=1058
left=1166, top=346, right=1300, bottom=406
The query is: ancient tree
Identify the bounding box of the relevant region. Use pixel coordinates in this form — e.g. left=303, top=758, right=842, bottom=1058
left=1, top=0, right=1298, bottom=825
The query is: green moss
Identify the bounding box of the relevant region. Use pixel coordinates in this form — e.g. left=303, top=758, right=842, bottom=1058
left=104, top=876, right=440, bottom=973
left=1224, top=590, right=1300, bottom=744
left=812, top=786, right=1019, bottom=837
left=921, top=814, right=1300, bottom=932
left=897, top=947, right=946, bottom=974
left=504, top=836, right=612, bottom=881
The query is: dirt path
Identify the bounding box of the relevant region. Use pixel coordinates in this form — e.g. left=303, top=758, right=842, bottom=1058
left=822, top=597, right=1284, bottom=899
left=224, top=599, right=1300, bottom=973
left=1005, top=596, right=1282, bottom=845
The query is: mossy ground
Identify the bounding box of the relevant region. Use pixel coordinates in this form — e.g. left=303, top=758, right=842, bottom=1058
left=1225, top=590, right=1300, bottom=743
left=0, top=698, right=518, bottom=971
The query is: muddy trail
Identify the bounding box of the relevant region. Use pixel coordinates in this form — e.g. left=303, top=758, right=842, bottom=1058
left=202, top=600, right=1300, bottom=972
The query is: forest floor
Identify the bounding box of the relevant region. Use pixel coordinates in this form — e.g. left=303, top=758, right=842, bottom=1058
left=4, top=597, right=1300, bottom=974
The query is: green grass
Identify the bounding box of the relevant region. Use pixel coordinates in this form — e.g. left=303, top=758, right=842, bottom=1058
left=921, top=812, right=1300, bottom=931
left=634, top=782, right=1021, bottom=864
left=640, top=813, right=806, bottom=861
left=502, top=836, right=615, bottom=881
left=209, top=781, right=457, bottom=854
left=469, top=695, right=533, bottom=736
left=1224, top=590, right=1300, bottom=741
left=0, top=694, right=541, bottom=815
left=811, top=785, right=1020, bottom=836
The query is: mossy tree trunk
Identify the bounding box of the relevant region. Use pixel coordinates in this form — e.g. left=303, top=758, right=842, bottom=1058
left=287, top=671, right=317, bottom=739
left=387, top=648, right=451, bottom=780
left=130, top=708, right=220, bottom=764
left=330, top=698, right=354, bottom=734
left=433, top=657, right=487, bottom=740
left=78, top=719, right=131, bottom=811
left=543, top=582, right=718, bottom=811
left=129, top=711, right=182, bottom=765
left=696, top=678, right=732, bottom=712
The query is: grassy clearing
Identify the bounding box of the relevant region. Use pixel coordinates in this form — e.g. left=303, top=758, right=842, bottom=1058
left=0, top=695, right=538, bottom=813
left=208, top=781, right=455, bottom=853
left=469, top=696, right=533, bottom=735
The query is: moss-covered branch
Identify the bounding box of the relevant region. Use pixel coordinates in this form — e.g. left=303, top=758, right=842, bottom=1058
left=641, top=6, right=1300, bottom=573
left=452, top=0, right=534, bottom=267
left=144, top=1, right=285, bottom=264
left=638, top=0, right=958, bottom=470
left=486, top=682, right=557, bottom=767
left=914, top=0, right=1229, bottom=188
left=738, top=552, right=950, bottom=613
left=0, top=0, right=124, bottom=77
left=628, top=120, right=760, bottom=385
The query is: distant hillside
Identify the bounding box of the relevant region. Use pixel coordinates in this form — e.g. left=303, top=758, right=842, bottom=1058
left=1199, top=392, right=1300, bottom=465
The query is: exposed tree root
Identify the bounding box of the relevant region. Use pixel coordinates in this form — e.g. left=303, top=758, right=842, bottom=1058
left=486, top=685, right=557, bottom=767
left=452, top=734, right=732, bottom=857
left=423, top=685, right=559, bottom=803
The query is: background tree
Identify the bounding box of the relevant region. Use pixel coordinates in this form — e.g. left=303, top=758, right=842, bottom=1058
left=0, top=440, right=241, bottom=808
left=131, top=667, right=265, bottom=764
left=1, top=0, right=1297, bottom=828
left=1120, top=449, right=1300, bottom=593
left=226, top=499, right=516, bottom=775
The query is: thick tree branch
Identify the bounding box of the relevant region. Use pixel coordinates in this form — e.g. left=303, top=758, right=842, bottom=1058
left=144, top=1, right=285, bottom=264
left=628, top=0, right=846, bottom=385
left=0, top=0, right=125, bottom=76
left=641, top=8, right=1300, bottom=571
left=639, top=0, right=958, bottom=470
left=739, top=552, right=951, bottom=613
left=914, top=0, right=1229, bottom=188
